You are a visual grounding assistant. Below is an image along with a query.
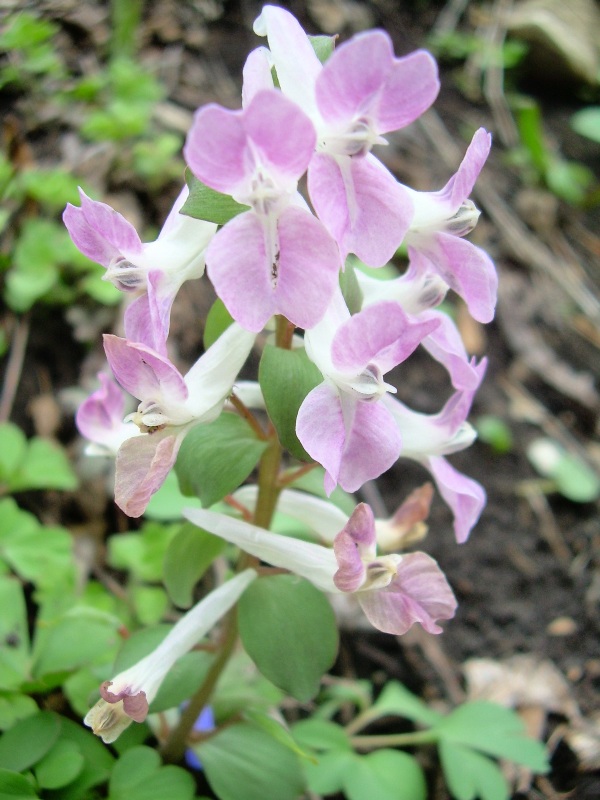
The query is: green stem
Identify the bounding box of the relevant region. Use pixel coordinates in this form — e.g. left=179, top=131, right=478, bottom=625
left=350, top=730, right=438, bottom=751
left=160, top=605, right=239, bottom=763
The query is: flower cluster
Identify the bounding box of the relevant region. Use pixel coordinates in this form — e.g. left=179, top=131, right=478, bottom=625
left=67, top=6, right=496, bottom=739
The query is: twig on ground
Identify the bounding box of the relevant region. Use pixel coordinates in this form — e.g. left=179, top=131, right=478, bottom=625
left=0, top=313, right=30, bottom=423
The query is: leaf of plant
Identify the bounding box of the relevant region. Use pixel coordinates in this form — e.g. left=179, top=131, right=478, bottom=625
left=211, top=650, right=283, bottom=720
left=108, top=521, right=178, bottom=582
left=344, top=750, right=427, bottom=800
left=1, top=523, right=74, bottom=589
left=203, top=298, right=234, bottom=350
left=339, top=258, right=363, bottom=315
left=182, top=171, right=248, bottom=225
left=175, top=414, right=267, bottom=507
left=371, top=681, right=443, bottom=727
left=131, top=586, right=168, bottom=626
left=51, top=717, right=115, bottom=800
left=553, top=452, right=600, bottom=503
left=439, top=741, right=509, bottom=800
left=292, top=719, right=352, bottom=752
left=0, top=710, right=60, bottom=772
left=197, top=722, right=305, bottom=800
left=109, top=746, right=196, bottom=800
left=571, top=106, right=600, bottom=144
left=31, top=613, right=120, bottom=679
left=302, top=750, right=355, bottom=796
left=0, top=424, right=27, bottom=481
left=0, top=577, right=30, bottom=691
left=163, top=523, right=226, bottom=608
left=238, top=575, right=338, bottom=702
left=34, top=739, right=84, bottom=789
left=108, top=746, right=161, bottom=794
left=144, top=471, right=202, bottom=521
left=308, top=34, right=336, bottom=63
left=258, top=345, right=322, bottom=460
left=0, top=768, right=39, bottom=797
left=243, top=709, right=314, bottom=761
left=0, top=693, right=37, bottom=732
left=433, top=701, right=550, bottom=772
left=8, top=437, right=77, bottom=492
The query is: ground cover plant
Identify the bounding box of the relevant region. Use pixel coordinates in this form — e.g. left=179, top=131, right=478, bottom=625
left=1, top=1, right=599, bottom=799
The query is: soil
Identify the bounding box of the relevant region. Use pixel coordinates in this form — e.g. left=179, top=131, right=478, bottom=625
left=2, top=1, right=600, bottom=798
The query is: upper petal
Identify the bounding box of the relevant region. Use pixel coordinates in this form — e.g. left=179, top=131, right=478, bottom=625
left=103, top=335, right=188, bottom=406
left=331, top=301, right=439, bottom=376
left=308, top=153, right=412, bottom=266
left=185, top=105, right=248, bottom=195
left=333, top=503, right=376, bottom=592
left=253, top=5, right=322, bottom=120
left=63, top=189, right=142, bottom=268
left=438, top=128, right=492, bottom=210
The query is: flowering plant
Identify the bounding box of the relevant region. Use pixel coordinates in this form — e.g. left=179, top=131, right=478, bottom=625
left=61, top=6, right=540, bottom=798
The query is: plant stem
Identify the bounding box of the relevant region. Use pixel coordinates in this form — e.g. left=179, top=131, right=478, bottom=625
left=160, top=604, right=239, bottom=763
left=350, top=729, right=438, bottom=751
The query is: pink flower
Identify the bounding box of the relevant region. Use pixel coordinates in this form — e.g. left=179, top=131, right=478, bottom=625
left=184, top=504, right=457, bottom=637
left=385, top=359, right=488, bottom=543
left=184, top=89, right=341, bottom=332
left=296, top=290, right=438, bottom=493
left=254, top=6, right=440, bottom=266
left=103, top=323, right=255, bottom=517
left=64, top=187, right=216, bottom=353
left=76, top=372, right=139, bottom=456
left=405, top=128, right=497, bottom=323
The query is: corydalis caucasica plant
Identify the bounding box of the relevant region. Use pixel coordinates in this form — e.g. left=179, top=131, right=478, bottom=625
left=67, top=4, right=495, bottom=755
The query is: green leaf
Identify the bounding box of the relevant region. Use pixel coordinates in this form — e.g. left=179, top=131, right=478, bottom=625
left=238, top=575, right=338, bottom=702
left=344, top=750, right=427, bottom=800
left=0, top=768, right=38, bottom=798
left=50, top=717, right=114, bottom=800
left=8, top=438, right=77, bottom=492
left=203, top=298, right=234, bottom=350
left=434, top=701, right=550, bottom=772
left=31, top=611, right=120, bottom=678
left=308, top=34, right=336, bottom=63
left=0, top=711, right=60, bottom=772
left=163, top=524, right=226, bottom=608
left=571, top=106, right=600, bottom=144
left=339, top=259, right=363, bottom=315
left=34, top=739, right=84, bottom=789
left=258, top=346, right=322, bottom=460
left=175, top=414, right=268, bottom=507
left=0, top=694, right=37, bottom=731
left=0, top=521, right=74, bottom=589
left=182, top=172, right=248, bottom=225
left=243, top=709, right=314, bottom=761
left=211, top=650, right=283, bottom=719
left=0, top=577, right=30, bottom=690
left=439, top=741, right=508, bottom=800
left=144, top=470, right=202, bottom=521
left=108, top=745, right=160, bottom=794
left=108, top=521, right=178, bottom=582
left=0, top=424, right=27, bottom=481
left=198, top=723, right=305, bottom=800
left=371, top=681, right=443, bottom=727
left=292, top=719, right=352, bottom=752
left=476, top=416, right=513, bottom=455
left=302, top=750, right=355, bottom=796
left=131, top=586, right=168, bottom=626
left=527, top=438, right=600, bottom=502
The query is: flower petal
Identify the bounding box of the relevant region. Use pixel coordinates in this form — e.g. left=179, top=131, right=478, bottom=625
left=438, top=128, right=492, bottom=210
left=115, top=428, right=185, bottom=517
left=185, top=105, right=248, bottom=195
left=331, top=301, right=439, bottom=375
left=413, top=234, right=498, bottom=323
left=333, top=503, right=376, bottom=592
left=308, top=153, right=412, bottom=266
left=103, top=335, right=188, bottom=405
left=358, top=551, right=457, bottom=634
left=425, top=455, right=486, bottom=543
left=63, top=189, right=142, bottom=267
